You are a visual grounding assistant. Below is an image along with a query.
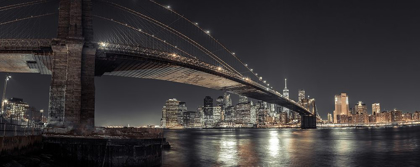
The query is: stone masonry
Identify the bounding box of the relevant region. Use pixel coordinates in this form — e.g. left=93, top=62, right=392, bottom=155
left=48, top=0, right=96, bottom=130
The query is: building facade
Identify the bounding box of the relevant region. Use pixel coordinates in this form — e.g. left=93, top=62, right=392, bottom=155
left=283, top=79, right=290, bottom=120
left=333, top=93, right=349, bottom=123
left=298, top=89, right=305, bottom=103
left=372, top=103, right=380, bottom=115
left=327, top=113, right=333, bottom=123
left=162, top=98, right=181, bottom=128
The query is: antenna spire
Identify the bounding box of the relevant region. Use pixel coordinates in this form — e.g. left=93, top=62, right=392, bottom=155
left=285, top=78, right=287, bottom=89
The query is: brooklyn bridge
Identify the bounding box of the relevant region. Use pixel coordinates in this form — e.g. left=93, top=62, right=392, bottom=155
left=0, top=0, right=318, bottom=130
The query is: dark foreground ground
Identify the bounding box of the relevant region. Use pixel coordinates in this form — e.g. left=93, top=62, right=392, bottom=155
left=1, top=153, right=73, bottom=167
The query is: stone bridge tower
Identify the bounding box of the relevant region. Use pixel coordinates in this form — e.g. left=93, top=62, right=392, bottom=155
left=48, top=0, right=96, bottom=131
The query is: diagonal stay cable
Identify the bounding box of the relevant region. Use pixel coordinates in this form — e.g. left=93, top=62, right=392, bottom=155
left=0, top=13, right=56, bottom=26
left=98, top=0, right=242, bottom=76
left=0, top=0, right=52, bottom=12
left=150, top=0, right=260, bottom=79
left=93, top=15, right=197, bottom=59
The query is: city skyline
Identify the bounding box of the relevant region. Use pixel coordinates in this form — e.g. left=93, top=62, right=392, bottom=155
left=2, top=1, right=420, bottom=166
left=1, top=0, right=420, bottom=126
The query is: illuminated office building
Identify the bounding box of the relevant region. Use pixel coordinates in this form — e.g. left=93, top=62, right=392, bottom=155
left=372, top=103, right=380, bottom=115
left=333, top=93, right=349, bottom=123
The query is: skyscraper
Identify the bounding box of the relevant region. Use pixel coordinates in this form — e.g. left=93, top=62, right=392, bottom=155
left=283, top=79, right=290, bottom=119
left=333, top=93, right=349, bottom=123
left=163, top=98, right=181, bottom=128
left=283, top=79, right=289, bottom=99
left=204, top=96, right=213, bottom=107
left=327, top=113, right=333, bottom=123
left=354, top=101, right=367, bottom=115
left=352, top=101, right=368, bottom=124
left=298, top=89, right=305, bottom=103
left=239, top=95, right=249, bottom=103
left=161, top=106, right=167, bottom=128
left=203, top=96, right=213, bottom=117
left=216, top=96, right=225, bottom=121
left=372, top=103, right=380, bottom=115
left=216, top=96, right=224, bottom=107
left=223, top=92, right=232, bottom=108
left=178, top=102, right=188, bottom=125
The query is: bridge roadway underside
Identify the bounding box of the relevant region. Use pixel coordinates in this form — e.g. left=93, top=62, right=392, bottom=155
left=0, top=52, right=316, bottom=128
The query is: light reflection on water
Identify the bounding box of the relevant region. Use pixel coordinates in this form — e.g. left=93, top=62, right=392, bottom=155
left=217, top=134, right=238, bottom=166
left=162, top=127, right=420, bottom=167
left=268, top=130, right=279, bottom=157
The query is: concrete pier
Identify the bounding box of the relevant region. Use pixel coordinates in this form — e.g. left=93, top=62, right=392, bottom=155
left=301, top=115, right=317, bottom=129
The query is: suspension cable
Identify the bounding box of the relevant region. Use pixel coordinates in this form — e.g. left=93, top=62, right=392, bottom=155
left=0, top=0, right=51, bottom=12
left=98, top=0, right=242, bottom=76
left=0, top=13, right=56, bottom=26
left=93, top=15, right=197, bottom=59
left=149, top=0, right=257, bottom=78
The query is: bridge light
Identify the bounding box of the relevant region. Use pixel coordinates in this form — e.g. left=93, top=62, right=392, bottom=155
left=263, top=80, right=266, bottom=83
left=217, top=67, right=222, bottom=71
left=250, top=69, right=253, bottom=72
left=3, top=100, right=7, bottom=104
left=232, top=52, right=235, bottom=55
left=255, top=73, right=258, bottom=76
left=99, top=42, right=107, bottom=47
left=205, top=30, right=210, bottom=34
left=167, top=5, right=171, bottom=9
left=195, top=22, right=199, bottom=25
left=171, top=53, right=177, bottom=57
left=139, top=29, right=142, bottom=31
left=267, top=84, right=270, bottom=86
left=259, top=77, right=262, bottom=80
left=245, top=64, right=248, bottom=67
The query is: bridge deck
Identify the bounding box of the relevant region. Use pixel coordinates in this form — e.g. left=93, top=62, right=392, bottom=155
left=0, top=40, right=313, bottom=116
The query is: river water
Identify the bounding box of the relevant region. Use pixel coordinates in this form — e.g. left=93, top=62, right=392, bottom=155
left=162, top=126, right=420, bottom=167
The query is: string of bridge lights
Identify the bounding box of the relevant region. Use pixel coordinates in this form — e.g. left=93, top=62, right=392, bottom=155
left=156, top=1, right=276, bottom=91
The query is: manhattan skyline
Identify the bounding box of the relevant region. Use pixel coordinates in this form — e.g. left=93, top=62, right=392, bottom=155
left=1, top=0, right=420, bottom=126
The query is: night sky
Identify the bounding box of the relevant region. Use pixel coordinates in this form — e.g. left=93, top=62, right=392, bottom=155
left=1, top=0, right=420, bottom=126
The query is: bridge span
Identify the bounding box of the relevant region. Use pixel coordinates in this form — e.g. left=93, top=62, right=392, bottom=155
left=0, top=0, right=317, bottom=130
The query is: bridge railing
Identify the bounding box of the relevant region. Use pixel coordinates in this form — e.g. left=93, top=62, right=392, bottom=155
left=0, top=39, right=52, bottom=50
left=99, top=43, right=312, bottom=114
left=0, top=123, right=42, bottom=137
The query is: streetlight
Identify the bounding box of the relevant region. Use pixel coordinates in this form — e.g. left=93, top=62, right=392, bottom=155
left=40, top=109, right=44, bottom=125
left=1, top=74, right=11, bottom=114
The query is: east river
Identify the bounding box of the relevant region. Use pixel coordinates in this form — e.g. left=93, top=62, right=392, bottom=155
left=162, top=126, right=420, bottom=167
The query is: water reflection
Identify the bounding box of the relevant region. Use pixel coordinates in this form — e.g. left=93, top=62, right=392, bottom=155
left=268, top=130, right=279, bottom=157
left=162, top=127, right=420, bottom=167
left=217, top=133, right=238, bottom=166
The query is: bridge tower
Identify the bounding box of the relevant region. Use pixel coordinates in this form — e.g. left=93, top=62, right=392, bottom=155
left=48, top=0, right=96, bottom=131
left=300, top=100, right=317, bottom=129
